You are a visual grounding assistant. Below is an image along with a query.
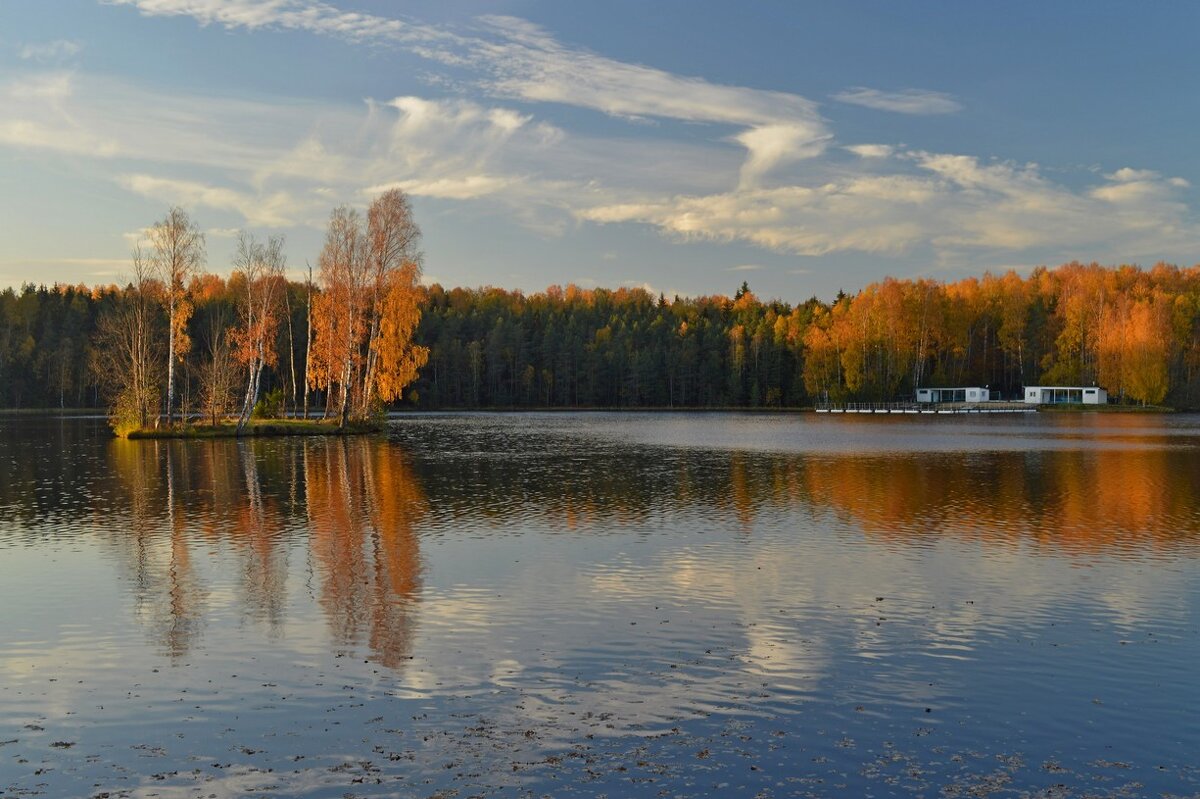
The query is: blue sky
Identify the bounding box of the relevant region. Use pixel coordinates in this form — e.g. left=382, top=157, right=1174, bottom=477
left=2, top=1, right=1199, bottom=300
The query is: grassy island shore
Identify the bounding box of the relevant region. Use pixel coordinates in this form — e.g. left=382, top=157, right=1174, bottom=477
left=124, top=417, right=386, bottom=439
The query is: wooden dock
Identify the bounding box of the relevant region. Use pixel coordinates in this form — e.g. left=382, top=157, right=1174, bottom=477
left=815, top=401, right=1034, bottom=414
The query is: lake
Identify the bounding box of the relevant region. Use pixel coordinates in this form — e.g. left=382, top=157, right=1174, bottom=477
left=1, top=411, right=1198, bottom=798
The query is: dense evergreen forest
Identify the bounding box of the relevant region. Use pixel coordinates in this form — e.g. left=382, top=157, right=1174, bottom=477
left=3, top=261, right=1200, bottom=412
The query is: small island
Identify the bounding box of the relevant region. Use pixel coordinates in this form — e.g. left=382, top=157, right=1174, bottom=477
left=96, top=192, right=427, bottom=439
left=125, top=417, right=386, bottom=439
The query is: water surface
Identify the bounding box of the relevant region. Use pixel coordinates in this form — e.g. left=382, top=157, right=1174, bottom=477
left=1, top=411, right=1198, bottom=797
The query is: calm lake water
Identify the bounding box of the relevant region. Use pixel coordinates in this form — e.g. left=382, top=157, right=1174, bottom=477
left=1, top=411, right=1199, bottom=798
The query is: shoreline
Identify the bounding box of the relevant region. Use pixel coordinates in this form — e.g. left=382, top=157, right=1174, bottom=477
left=392, top=403, right=1182, bottom=414
left=1039, top=403, right=1174, bottom=413
left=0, top=404, right=1185, bottom=421
left=124, top=418, right=386, bottom=439
left=0, top=407, right=106, bottom=415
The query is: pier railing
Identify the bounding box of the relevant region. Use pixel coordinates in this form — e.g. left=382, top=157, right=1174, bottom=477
left=815, top=400, right=1033, bottom=414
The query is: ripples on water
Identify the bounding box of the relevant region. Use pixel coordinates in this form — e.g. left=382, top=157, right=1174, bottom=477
left=1, top=411, right=1198, bottom=797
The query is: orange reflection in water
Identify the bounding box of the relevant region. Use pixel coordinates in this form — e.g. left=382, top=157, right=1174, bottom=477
left=103, top=436, right=426, bottom=668
left=107, top=439, right=209, bottom=659
left=801, top=446, right=1200, bottom=556
left=305, top=438, right=426, bottom=669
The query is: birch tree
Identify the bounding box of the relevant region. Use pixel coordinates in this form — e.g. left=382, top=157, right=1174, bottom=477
left=148, top=207, right=205, bottom=425
left=231, top=233, right=286, bottom=433
left=311, top=206, right=368, bottom=428
left=309, top=193, right=428, bottom=426
left=360, top=189, right=423, bottom=417
left=92, top=247, right=164, bottom=435
left=302, top=262, right=314, bottom=420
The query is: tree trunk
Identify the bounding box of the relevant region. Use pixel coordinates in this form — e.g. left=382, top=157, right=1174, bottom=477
left=286, top=286, right=297, bottom=419
left=236, top=363, right=256, bottom=435
left=166, top=296, right=175, bottom=426
left=303, top=266, right=313, bottom=420
left=361, top=311, right=380, bottom=418
left=338, top=354, right=352, bottom=429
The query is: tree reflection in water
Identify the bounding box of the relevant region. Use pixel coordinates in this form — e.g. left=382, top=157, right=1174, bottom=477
left=103, top=435, right=426, bottom=667
left=305, top=438, right=425, bottom=670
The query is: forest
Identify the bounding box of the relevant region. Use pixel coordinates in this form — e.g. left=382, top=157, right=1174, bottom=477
left=3, top=253, right=1200, bottom=415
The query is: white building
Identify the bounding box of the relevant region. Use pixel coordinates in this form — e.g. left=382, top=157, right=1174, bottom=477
left=916, top=387, right=991, bottom=403
left=1022, top=386, right=1108, bottom=405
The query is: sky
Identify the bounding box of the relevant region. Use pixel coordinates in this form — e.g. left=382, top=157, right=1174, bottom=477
left=2, top=1, right=1199, bottom=301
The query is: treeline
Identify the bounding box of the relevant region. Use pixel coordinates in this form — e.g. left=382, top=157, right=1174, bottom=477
left=0, top=274, right=321, bottom=415
left=4, top=261, right=1200, bottom=412
left=412, top=282, right=816, bottom=407
left=411, top=262, right=1200, bottom=408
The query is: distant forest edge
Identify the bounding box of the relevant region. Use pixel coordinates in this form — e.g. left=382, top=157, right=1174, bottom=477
left=3, top=260, right=1200, bottom=412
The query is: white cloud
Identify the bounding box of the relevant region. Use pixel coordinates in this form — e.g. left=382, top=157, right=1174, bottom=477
left=474, top=15, right=826, bottom=125
left=620, top=279, right=659, bottom=296
left=729, top=264, right=763, bottom=271
left=6, top=71, right=74, bottom=99
left=845, top=143, right=894, bottom=159
left=0, top=69, right=575, bottom=228
left=1091, top=180, right=1167, bottom=204
left=0, top=73, right=120, bottom=156
left=248, top=95, right=566, bottom=210
left=735, top=122, right=832, bottom=188
left=468, top=16, right=832, bottom=185
left=0, top=71, right=310, bottom=169
left=833, top=87, right=963, bottom=115
left=1108, top=167, right=1159, bottom=183
left=55, top=257, right=130, bottom=267
left=365, top=175, right=510, bottom=200
left=120, top=173, right=303, bottom=227
left=18, top=39, right=83, bottom=61
left=120, top=227, right=155, bottom=251
left=581, top=185, right=927, bottom=255
left=579, top=153, right=1196, bottom=259
left=112, top=0, right=822, bottom=131
left=0, top=117, right=120, bottom=157
left=105, top=0, right=429, bottom=43
left=111, top=2, right=832, bottom=186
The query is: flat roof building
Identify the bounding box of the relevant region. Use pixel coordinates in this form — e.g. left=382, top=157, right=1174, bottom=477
left=916, top=387, right=991, bottom=403
left=1023, top=386, right=1107, bottom=405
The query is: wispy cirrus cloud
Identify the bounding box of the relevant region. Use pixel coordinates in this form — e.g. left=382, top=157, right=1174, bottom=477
left=103, top=0, right=430, bottom=43
left=0, top=69, right=568, bottom=221
left=365, top=175, right=511, bottom=200
left=18, top=39, right=83, bottom=62
left=472, top=16, right=818, bottom=125
left=844, top=143, right=895, bottom=159
left=0, top=73, right=120, bottom=156
left=833, top=87, right=962, bottom=115
left=120, top=173, right=305, bottom=227
left=473, top=15, right=834, bottom=186
left=578, top=155, right=1196, bottom=258
left=109, top=1, right=832, bottom=188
